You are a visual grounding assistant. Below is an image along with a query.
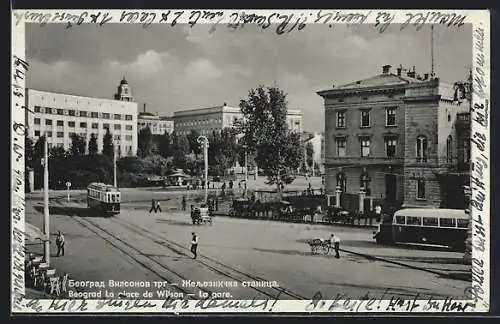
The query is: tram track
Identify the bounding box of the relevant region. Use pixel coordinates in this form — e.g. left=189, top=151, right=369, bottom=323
left=53, top=199, right=212, bottom=300
left=110, top=216, right=308, bottom=300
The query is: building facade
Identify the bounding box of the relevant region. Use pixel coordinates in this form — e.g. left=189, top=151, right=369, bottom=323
left=138, top=111, right=174, bottom=135
left=26, top=79, right=138, bottom=157
left=173, top=104, right=303, bottom=136
left=317, top=64, right=470, bottom=211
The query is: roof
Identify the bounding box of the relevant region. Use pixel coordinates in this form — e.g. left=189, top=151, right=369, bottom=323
left=87, top=182, right=120, bottom=191
left=317, top=72, right=428, bottom=96
left=394, top=208, right=467, bottom=219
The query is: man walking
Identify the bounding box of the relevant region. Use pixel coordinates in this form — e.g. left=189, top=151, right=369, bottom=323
left=149, top=199, right=156, bottom=213
left=374, top=204, right=382, bottom=224
left=56, top=231, right=65, bottom=257
left=181, top=196, right=187, bottom=211
left=190, top=232, right=199, bottom=259
left=156, top=200, right=162, bottom=213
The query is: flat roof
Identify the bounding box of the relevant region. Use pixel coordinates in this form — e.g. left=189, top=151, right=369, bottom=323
left=27, top=88, right=136, bottom=104
left=394, top=208, right=467, bottom=219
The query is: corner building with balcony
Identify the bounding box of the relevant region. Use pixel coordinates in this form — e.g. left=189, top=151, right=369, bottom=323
left=317, top=65, right=470, bottom=212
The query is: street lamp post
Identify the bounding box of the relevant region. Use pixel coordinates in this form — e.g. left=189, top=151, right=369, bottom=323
left=113, top=142, right=117, bottom=188
left=43, top=134, right=50, bottom=264
left=243, top=144, right=248, bottom=198
left=197, top=136, right=209, bottom=204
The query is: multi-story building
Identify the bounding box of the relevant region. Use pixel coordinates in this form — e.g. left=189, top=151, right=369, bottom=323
left=173, top=103, right=303, bottom=136
left=26, top=78, right=138, bottom=157
left=317, top=64, right=470, bottom=211
left=138, top=104, right=174, bottom=135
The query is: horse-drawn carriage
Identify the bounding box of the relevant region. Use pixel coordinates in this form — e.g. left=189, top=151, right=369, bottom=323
left=228, top=198, right=253, bottom=218
left=308, top=239, right=333, bottom=255
left=323, top=206, right=356, bottom=224
left=191, top=206, right=213, bottom=225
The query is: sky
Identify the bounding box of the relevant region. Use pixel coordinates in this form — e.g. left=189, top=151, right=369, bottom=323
left=26, top=22, right=472, bottom=132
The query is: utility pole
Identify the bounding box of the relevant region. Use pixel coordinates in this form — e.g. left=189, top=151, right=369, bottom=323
left=197, top=136, right=209, bottom=204
left=244, top=145, right=248, bottom=197
left=113, top=142, right=117, bottom=188
left=43, top=135, right=50, bottom=265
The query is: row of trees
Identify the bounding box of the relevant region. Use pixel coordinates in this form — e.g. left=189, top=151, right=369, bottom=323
left=26, top=85, right=306, bottom=191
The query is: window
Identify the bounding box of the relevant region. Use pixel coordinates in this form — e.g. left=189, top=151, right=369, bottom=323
left=92, top=123, right=99, bottom=129
left=34, top=118, right=41, bottom=125
left=80, top=122, right=87, bottom=128
left=125, top=115, right=132, bottom=121
left=91, top=112, right=99, bottom=118
left=114, top=124, right=121, bottom=130
left=385, top=138, right=397, bottom=158
left=57, top=109, right=63, bottom=115
left=407, top=216, right=422, bottom=226
left=439, top=218, right=456, bottom=228
left=125, top=135, right=133, bottom=141
left=102, top=113, right=110, bottom=119
left=68, top=110, right=75, bottom=116
left=114, top=114, right=122, bottom=120
left=457, top=219, right=469, bottom=228
left=446, top=135, right=452, bottom=163
left=360, top=138, right=370, bottom=157
left=416, top=136, right=428, bottom=162
left=80, top=133, right=87, bottom=138
left=336, top=138, right=346, bottom=157
left=386, top=107, right=396, bottom=126
left=47, top=131, right=53, bottom=137
left=423, top=217, right=438, bottom=227
left=45, top=119, right=52, bottom=125
left=103, top=123, right=110, bottom=129
left=114, top=135, right=121, bottom=140
left=34, top=130, right=40, bottom=136
left=45, top=108, right=52, bottom=114
left=126, top=125, right=133, bottom=131
left=360, top=110, right=370, bottom=127
left=417, top=179, right=426, bottom=200
left=80, top=111, right=88, bottom=117
left=68, top=121, right=75, bottom=127
left=336, top=111, right=346, bottom=128
left=57, top=120, right=64, bottom=126
left=69, top=132, right=76, bottom=137
left=395, top=216, right=405, bottom=224
left=57, top=132, right=64, bottom=138
left=34, top=106, right=41, bottom=113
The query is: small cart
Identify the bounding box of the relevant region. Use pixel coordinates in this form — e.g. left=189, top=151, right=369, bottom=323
left=191, top=206, right=213, bottom=225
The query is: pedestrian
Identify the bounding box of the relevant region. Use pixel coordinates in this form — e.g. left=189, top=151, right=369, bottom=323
left=374, top=204, right=382, bottom=223
left=331, top=234, right=340, bottom=258
left=156, top=200, right=162, bottom=213
left=190, top=232, right=199, bottom=259
left=149, top=199, right=156, bottom=213
left=181, top=196, right=187, bottom=211
left=229, top=180, right=233, bottom=189
left=56, top=231, right=65, bottom=257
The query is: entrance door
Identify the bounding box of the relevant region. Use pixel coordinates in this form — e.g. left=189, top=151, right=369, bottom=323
left=385, top=174, right=397, bottom=203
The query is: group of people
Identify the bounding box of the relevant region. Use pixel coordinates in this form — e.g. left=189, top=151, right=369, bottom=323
left=149, top=199, right=162, bottom=213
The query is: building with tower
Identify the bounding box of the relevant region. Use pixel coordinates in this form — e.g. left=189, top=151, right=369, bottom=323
left=26, top=78, right=138, bottom=157
left=317, top=64, right=470, bottom=212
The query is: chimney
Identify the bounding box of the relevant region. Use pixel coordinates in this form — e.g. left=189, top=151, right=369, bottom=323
left=396, top=67, right=402, bottom=76
left=223, top=102, right=227, bottom=106
left=424, top=73, right=429, bottom=80
left=382, top=64, right=392, bottom=74
left=143, top=103, right=146, bottom=113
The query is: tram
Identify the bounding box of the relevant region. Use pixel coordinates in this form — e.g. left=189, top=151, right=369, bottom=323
left=87, top=182, right=121, bottom=216
left=373, top=208, right=469, bottom=251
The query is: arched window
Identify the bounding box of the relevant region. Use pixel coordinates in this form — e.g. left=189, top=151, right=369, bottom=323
left=416, top=136, right=428, bottom=162
left=446, top=135, right=453, bottom=163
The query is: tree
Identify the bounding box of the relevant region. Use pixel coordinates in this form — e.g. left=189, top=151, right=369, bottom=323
left=306, top=141, right=314, bottom=170
left=102, top=128, right=114, bottom=161
left=158, top=131, right=172, bottom=158
left=171, top=132, right=190, bottom=170
left=187, top=130, right=202, bottom=157
left=138, top=126, right=153, bottom=158
left=238, top=85, right=303, bottom=191
left=70, top=133, right=86, bottom=157
left=88, top=133, right=98, bottom=155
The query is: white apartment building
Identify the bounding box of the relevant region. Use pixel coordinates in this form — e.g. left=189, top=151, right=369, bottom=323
left=26, top=79, right=138, bottom=157
left=303, top=131, right=325, bottom=175
left=173, top=103, right=303, bottom=136
left=138, top=110, right=174, bottom=135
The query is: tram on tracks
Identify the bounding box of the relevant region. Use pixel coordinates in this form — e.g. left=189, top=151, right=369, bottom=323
left=373, top=208, right=469, bottom=251
left=87, top=182, right=121, bottom=216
